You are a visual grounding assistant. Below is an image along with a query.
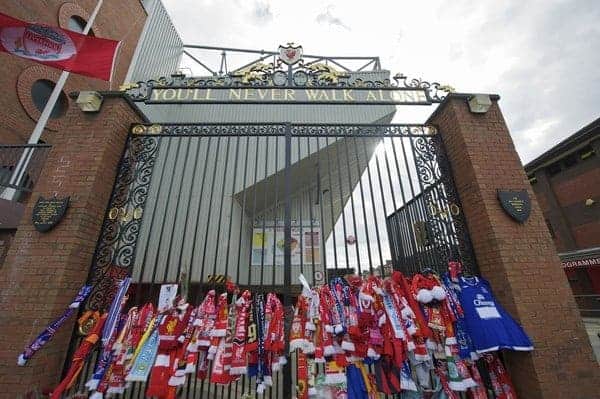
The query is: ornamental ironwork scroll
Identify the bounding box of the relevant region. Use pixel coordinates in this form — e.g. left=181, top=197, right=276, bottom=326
left=128, top=123, right=437, bottom=138
left=122, top=46, right=455, bottom=105
left=412, top=133, right=478, bottom=274
left=289, top=124, right=437, bottom=137
left=86, top=135, right=160, bottom=311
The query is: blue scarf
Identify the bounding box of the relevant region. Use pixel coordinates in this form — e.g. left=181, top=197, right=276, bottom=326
left=125, top=321, right=160, bottom=382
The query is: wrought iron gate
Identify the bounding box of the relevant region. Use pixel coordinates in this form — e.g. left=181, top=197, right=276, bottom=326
left=65, top=121, right=476, bottom=399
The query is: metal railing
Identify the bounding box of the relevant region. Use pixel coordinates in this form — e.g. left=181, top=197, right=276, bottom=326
left=0, top=144, right=51, bottom=201
left=181, top=44, right=382, bottom=76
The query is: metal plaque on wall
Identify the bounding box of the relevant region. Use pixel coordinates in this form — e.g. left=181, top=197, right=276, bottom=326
left=32, top=196, right=70, bottom=232
left=497, top=189, right=531, bottom=223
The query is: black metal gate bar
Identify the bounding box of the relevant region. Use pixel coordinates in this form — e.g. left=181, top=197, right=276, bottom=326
left=282, top=123, right=293, bottom=399
left=352, top=135, right=373, bottom=274
left=343, top=137, right=362, bottom=275
left=360, top=135, right=385, bottom=270
left=304, top=136, right=317, bottom=283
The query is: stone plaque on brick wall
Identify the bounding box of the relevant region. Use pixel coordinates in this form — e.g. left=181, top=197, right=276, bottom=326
left=497, top=189, right=531, bottom=223
left=32, top=196, right=69, bottom=232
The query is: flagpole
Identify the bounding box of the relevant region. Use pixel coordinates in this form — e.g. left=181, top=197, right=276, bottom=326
left=1, top=0, right=104, bottom=201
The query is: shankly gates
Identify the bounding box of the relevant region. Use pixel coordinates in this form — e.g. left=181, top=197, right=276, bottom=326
left=70, top=52, right=475, bottom=397
left=1, top=44, right=597, bottom=399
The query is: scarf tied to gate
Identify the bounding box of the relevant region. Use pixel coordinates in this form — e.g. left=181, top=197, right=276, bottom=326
left=126, top=316, right=160, bottom=382
left=18, top=284, right=92, bottom=366
left=230, top=290, right=252, bottom=375
left=86, top=277, right=131, bottom=392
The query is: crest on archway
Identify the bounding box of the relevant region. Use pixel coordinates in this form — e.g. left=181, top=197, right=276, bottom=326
left=278, top=43, right=303, bottom=65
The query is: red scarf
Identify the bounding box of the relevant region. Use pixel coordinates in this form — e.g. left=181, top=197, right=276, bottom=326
left=230, top=290, right=252, bottom=375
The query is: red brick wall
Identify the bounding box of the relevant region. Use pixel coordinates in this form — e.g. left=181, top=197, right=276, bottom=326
left=0, top=97, right=142, bottom=398
left=0, top=1, right=146, bottom=143
left=429, top=95, right=599, bottom=399
left=552, top=161, right=600, bottom=208
left=0, top=229, right=15, bottom=265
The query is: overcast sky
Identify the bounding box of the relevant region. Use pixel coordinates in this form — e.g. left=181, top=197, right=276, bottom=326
left=163, top=0, right=600, bottom=164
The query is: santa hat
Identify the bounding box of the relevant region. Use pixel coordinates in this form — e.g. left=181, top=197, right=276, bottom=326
left=411, top=273, right=446, bottom=303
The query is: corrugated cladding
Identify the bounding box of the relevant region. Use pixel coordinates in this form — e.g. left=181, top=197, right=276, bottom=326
left=125, top=0, right=183, bottom=83
left=126, top=16, right=397, bottom=285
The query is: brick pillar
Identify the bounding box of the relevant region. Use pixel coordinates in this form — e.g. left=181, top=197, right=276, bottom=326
left=428, top=94, right=599, bottom=398
left=0, top=96, right=143, bottom=398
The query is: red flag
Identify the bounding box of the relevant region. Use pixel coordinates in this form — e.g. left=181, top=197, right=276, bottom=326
left=0, top=12, right=120, bottom=81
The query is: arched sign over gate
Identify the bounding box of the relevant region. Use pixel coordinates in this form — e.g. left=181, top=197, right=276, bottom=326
left=67, top=44, right=477, bottom=399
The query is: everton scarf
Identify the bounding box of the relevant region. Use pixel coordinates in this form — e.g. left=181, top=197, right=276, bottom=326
left=102, top=277, right=131, bottom=345
left=86, top=277, right=131, bottom=390
left=381, top=293, right=404, bottom=339
left=18, top=284, right=92, bottom=366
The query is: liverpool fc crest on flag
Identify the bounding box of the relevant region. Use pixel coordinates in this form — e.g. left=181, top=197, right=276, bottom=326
left=0, top=24, right=76, bottom=61
left=278, top=43, right=302, bottom=65
left=0, top=12, right=120, bottom=81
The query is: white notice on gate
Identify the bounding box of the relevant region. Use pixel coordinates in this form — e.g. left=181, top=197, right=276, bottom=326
left=251, top=222, right=320, bottom=266
left=158, top=284, right=178, bottom=312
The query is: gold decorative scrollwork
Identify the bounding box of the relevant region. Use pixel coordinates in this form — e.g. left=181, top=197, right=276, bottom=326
left=133, top=207, right=143, bottom=220
left=108, top=207, right=119, bottom=220
left=230, top=62, right=274, bottom=85
left=305, top=63, right=349, bottom=84
left=119, top=82, right=138, bottom=91
left=131, top=125, right=146, bottom=135
left=148, top=125, right=162, bottom=135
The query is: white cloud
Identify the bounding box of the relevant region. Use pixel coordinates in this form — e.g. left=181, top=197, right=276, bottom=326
left=315, top=5, right=351, bottom=31
left=163, top=0, right=599, bottom=163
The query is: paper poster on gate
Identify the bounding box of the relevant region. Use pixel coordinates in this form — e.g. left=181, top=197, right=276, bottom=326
left=157, top=284, right=178, bottom=312
left=251, top=223, right=320, bottom=266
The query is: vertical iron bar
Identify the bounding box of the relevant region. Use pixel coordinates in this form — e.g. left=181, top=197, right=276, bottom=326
left=236, top=135, right=252, bottom=284
left=259, top=136, right=270, bottom=284
left=282, top=123, right=293, bottom=399
left=166, top=136, right=193, bottom=283
left=398, top=136, right=420, bottom=271
left=323, top=136, right=339, bottom=271
left=333, top=137, right=350, bottom=271
left=198, top=136, right=223, bottom=399
left=151, top=138, right=182, bottom=285
left=361, top=136, right=384, bottom=269
left=352, top=136, right=373, bottom=273
left=223, top=135, right=241, bottom=280
left=198, top=136, right=222, bottom=285
left=247, top=136, right=262, bottom=287
left=190, top=138, right=212, bottom=399
left=373, top=139, right=390, bottom=272
left=182, top=138, right=201, bottom=399
left=316, top=147, right=327, bottom=272
left=271, top=135, right=279, bottom=286
left=210, top=136, right=232, bottom=279
left=297, top=137, right=304, bottom=277
left=305, top=136, right=317, bottom=284
left=343, top=137, right=361, bottom=275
